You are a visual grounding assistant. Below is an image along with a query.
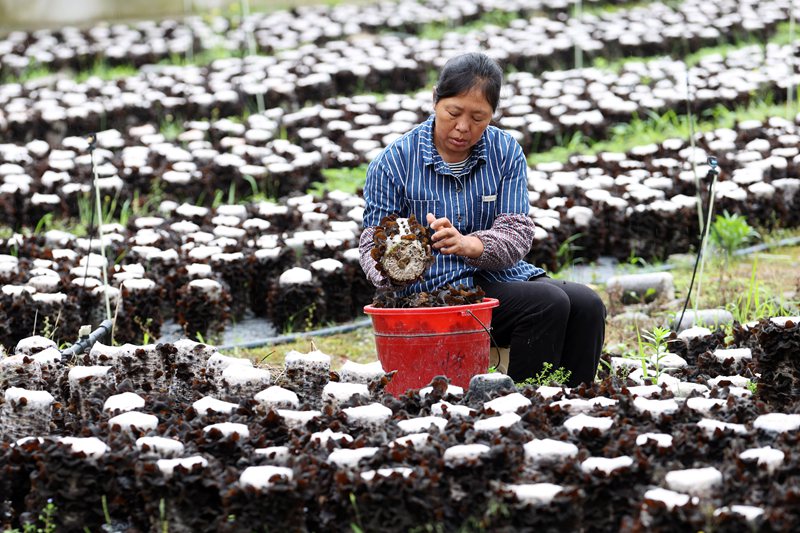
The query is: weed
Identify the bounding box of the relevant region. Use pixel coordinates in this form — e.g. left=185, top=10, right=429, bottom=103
left=308, top=165, right=368, bottom=197
left=33, top=213, right=53, bottom=235
left=711, top=211, right=759, bottom=263
left=729, top=259, right=791, bottom=324
left=39, top=313, right=61, bottom=342
left=5, top=498, right=58, bottom=533
left=554, top=233, right=584, bottom=273
left=101, top=494, right=112, bottom=526
left=159, top=498, right=168, bottom=533
left=211, top=189, right=226, bottom=210
left=227, top=181, right=238, bottom=205
left=519, top=362, right=572, bottom=387
left=349, top=493, right=364, bottom=533
left=135, top=316, right=155, bottom=345
left=633, top=326, right=672, bottom=382
left=74, top=60, right=138, bottom=83
left=303, top=303, right=318, bottom=332
left=160, top=115, right=184, bottom=141
left=242, top=174, right=261, bottom=198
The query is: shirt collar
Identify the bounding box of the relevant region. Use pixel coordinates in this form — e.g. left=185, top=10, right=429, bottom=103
left=419, top=115, right=488, bottom=175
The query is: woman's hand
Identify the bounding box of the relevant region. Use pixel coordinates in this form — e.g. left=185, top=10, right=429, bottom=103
left=426, top=213, right=484, bottom=259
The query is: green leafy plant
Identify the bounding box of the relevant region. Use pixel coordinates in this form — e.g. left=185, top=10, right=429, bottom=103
left=38, top=313, right=61, bottom=342
left=308, top=165, right=368, bottom=197
left=135, top=316, right=155, bottom=345
left=710, top=211, right=759, bottom=263
left=4, top=499, right=58, bottom=533
left=160, top=115, right=184, bottom=141
left=519, top=362, right=572, bottom=387
left=554, top=233, right=584, bottom=273
left=634, top=326, right=672, bottom=382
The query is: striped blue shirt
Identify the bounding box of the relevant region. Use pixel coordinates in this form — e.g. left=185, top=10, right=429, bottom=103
left=362, top=115, right=543, bottom=293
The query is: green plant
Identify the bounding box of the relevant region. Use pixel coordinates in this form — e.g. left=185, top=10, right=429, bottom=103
left=729, top=259, right=792, bottom=323
left=554, top=233, right=584, bottom=273
left=38, top=313, right=61, bottom=342
left=160, top=114, right=184, bottom=141
left=242, top=174, right=261, bottom=198
left=624, top=249, right=649, bottom=269
left=211, top=189, right=226, bottom=210
left=747, top=380, right=758, bottom=395
left=4, top=499, right=58, bottom=533
left=634, top=325, right=672, bottom=382
left=349, top=493, right=364, bottom=533
left=135, top=316, right=155, bottom=345
left=519, top=362, right=572, bottom=387
left=101, top=494, right=112, bottom=527
left=227, top=181, right=237, bottom=205
left=33, top=213, right=54, bottom=235
left=710, top=211, right=759, bottom=261
left=308, top=165, right=368, bottom=197
left=159, top=498, right=168, bottom=533
left=281, top=302, right=319, bottom=335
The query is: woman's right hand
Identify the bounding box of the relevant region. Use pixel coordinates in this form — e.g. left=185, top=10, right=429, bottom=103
left=426, top=213, right=484, bottom=259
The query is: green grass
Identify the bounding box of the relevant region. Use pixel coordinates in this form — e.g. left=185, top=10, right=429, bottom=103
left=594, top=20, right=798, bottom=73
left=74, top=62, right=139, bottom=83
left=0, top=63, right=53, bottom=84
left=528, top=97, right=800, bottom=166
left=418, top=10, right=523, bottom=40
left=309, top=165, right=369, bottom=196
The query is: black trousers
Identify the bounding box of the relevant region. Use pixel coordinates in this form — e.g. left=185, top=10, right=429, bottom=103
left=477, top=275, right=607, bottom=386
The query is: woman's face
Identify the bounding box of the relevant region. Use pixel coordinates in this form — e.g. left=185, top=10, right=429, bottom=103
left=432, top=86, right=493, bottom=163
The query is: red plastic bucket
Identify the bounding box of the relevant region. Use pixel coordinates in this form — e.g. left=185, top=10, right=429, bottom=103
left=363, top=298, right=500, bottom=395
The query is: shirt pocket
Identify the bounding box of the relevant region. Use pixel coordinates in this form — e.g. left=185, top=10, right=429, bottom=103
left=477, top=191, right=498, bottom=230
left=408, top=199, right=442, bottom=226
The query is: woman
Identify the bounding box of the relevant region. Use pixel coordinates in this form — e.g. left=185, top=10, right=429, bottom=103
left=359, top=52, right=606, bottom=387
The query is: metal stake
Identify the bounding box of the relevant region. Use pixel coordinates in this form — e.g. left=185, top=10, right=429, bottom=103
left=574, top=0, right=583, bottom=70
left=685, top=67, right=704, bottom=236
left=241, top=0, right=265, bottom=115
left=89, top=136, right=113, bottom=322
left=184, top=0, right=194, bottom=64
left=789, top=0, right=796, bottom=117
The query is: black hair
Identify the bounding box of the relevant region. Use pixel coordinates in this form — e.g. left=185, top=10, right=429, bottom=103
left=433, top=53, right=503, bottom=111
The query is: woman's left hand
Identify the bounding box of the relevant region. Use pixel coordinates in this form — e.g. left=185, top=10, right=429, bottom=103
left=426, top=213, right=484, bottom=259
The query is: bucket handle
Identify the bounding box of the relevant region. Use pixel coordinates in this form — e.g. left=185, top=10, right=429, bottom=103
left=463, top=309, right=502, bottom=352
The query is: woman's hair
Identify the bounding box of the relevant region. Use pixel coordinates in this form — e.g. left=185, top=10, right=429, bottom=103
left=433, top=52, right=503, bottom=111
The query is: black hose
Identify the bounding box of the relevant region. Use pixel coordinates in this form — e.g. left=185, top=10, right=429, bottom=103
left=60, top=319, right=113, bottom=360
left=676, top=157, right=719, bottom=330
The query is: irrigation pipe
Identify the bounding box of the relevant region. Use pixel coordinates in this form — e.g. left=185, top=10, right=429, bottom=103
left=674, top=158, right=718, bottom=331
left=217, top=317, right=372, bottom=351
left=60, top=319, right=113, bottom=360
left=690, top=158, right=719, bottom=319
